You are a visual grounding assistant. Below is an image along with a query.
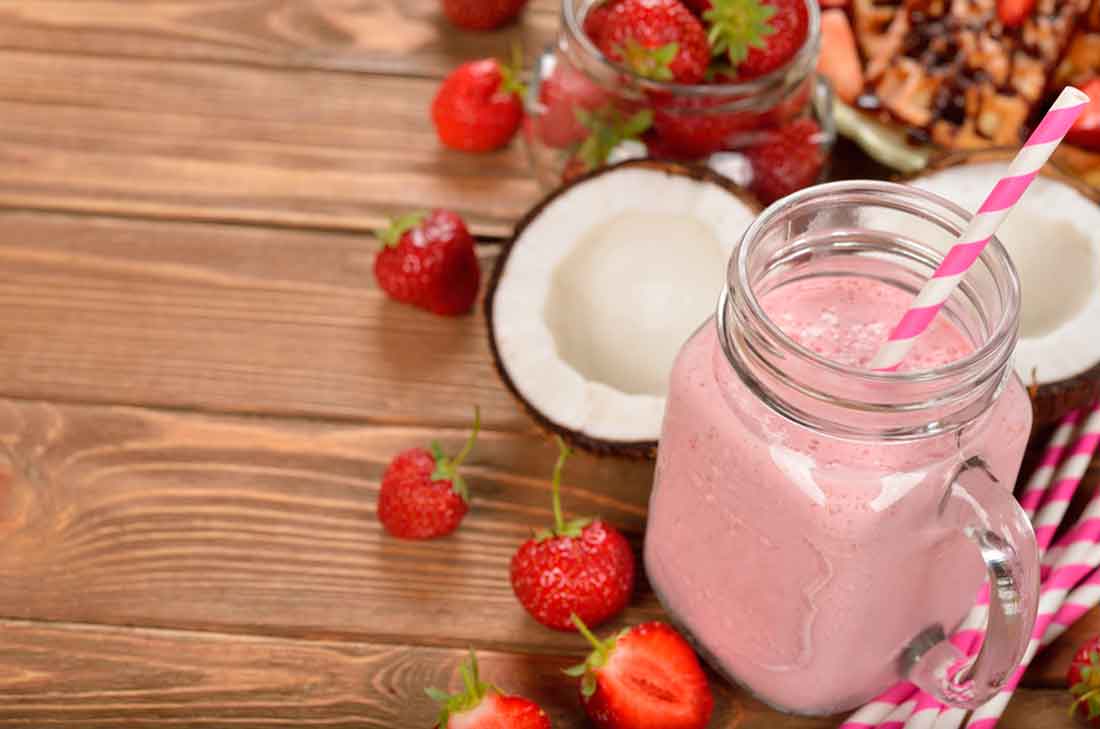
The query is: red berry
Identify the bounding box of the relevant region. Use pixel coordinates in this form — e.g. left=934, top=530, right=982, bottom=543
left=598, top=0, right=711, bottom=84
left=532, top=63, right=610, bottom=149
left=706, top=0, right=808, bottom=80
left=744, top=118, right=824, bottom=203
left=584, top=0, right=624, bottom=43
left=428, top=651, right=551, bottom=729
left=569, top=618, right=714, bottom=729
left=996, top=0, right=1036, bottom=28
left=442, top=0, right=529, bottom=30
left=433, top=58, right=524, bottom=153
left=509, top=439, right=636, bottom=631
left=1069, top=635, right=1100, bottom=726
left=1067, top=78, right=1100, bottom=151
left=652, top=96, right=761, bottom=157
left=374, top=209, right=480, bottom=316
left=377, top=408, right=480, bottom=539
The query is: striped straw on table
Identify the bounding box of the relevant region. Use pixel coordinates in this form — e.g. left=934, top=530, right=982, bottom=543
left=870, top=86, right=1089, bottom=372
left=843, top=401, right=1100, bottom=729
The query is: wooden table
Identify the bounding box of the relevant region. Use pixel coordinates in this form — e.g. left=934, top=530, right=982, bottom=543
left=0, top=2, right=1095, bottom=726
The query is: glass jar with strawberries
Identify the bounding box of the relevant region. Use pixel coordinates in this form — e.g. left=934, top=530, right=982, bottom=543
left=524, top=0, right=834, bottom=202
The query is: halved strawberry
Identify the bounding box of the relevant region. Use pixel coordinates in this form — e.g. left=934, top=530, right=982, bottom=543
left=566, top=616, right=714, bottom=729
left=1067, top=78, right=1100, bottom=151
left=427, top=651, right=551, bottom=729
left=817, top=9, right=863, bottom=104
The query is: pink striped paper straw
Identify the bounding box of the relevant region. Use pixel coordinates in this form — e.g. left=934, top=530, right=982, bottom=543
left=1043, top=565, right=1100, bottom=648
left=1041, top=402, right=1100, bottom=574
left=870, top=86, right=1089, bottom=371
left=845, top=404, right=1100, bottom=728
left=1019, top=410, right=1084, bottom=519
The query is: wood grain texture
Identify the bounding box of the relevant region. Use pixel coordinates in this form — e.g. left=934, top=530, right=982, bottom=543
left=0, top=618, right=1078, bottom=728
left=0, top=0, right=559, bottom=78
left=0, top=210, right=528, bottom=429
left=0, top=398, right=660, bottom=652
left=0, top=51, right=540, bottom=236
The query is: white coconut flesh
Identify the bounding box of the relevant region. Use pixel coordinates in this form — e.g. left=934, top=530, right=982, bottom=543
left=912, top=162, right=1100, bottom=386
left=492, top=166, right=758, bottom=443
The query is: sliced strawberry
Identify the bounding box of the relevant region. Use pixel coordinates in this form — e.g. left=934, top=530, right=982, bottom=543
left=428, top=651, right=551, bottom=729
left=568, top=617, right=714, bottom=729
left=1067, top=78, right=1100, bottom=151
left=997, top=0, right=1037, bottom=28
left=817, top=9, right=863, bottom=104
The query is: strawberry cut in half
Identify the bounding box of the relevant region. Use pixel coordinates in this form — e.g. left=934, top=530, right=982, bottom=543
left=509, top=438, right=636, bottom=631
left=566, top=615, right=715, bottom=729
left=377, top=407, right=480, bottom=539
left=427, top=650, right=551, bottom=729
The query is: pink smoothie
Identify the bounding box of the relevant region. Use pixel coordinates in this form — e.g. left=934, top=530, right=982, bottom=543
left=644, top=276, right=1032, bottom=714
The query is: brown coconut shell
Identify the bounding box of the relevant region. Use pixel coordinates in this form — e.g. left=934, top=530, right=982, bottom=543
left=484, top=158, right=763, bottom=459
left=912, top=147, right=1100, bottom=429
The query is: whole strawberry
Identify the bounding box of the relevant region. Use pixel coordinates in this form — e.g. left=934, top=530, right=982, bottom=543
left=510, top=438, right=635, bottom=631
left=377, top=407, right=480, bottom=539
left=442, top=0, right=530, bottom=30
left=652, top=96, right=758, bottom=158
left=598, top=0, right=711, bottom=84
left=530, top=62, right=610, bottom=149
left=744, top=117, right=824, bottom=203
left=706, top=0, right=808, bottom=80
left=566, top=616, right=714, bottom=729
left=374, top=209, right=480, bottom=316
left=427, top=650, right=551, bottom=729
left=433, top=55, right=524, bottom=153
left=583, top=0, right=623, bottom=43
left=1069, top=635, right=1100, bottom=724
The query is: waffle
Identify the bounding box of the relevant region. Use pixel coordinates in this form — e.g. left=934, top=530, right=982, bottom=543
left=849, top=0, right=1091, bottom=148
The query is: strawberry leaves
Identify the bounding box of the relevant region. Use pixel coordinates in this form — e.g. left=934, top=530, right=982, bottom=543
left=617, top=39, right=680, bottom=81
left=498, top=43, right=528, bottom=98
left=378, top=211, right=427, bottom=247
left=704, top=0, right=776, bottom=67
left=576, top=107, right=653, bottom=173
left=429, top=406, right=481, bottom=502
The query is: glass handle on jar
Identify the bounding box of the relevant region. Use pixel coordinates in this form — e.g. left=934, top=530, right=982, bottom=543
left=902, top=456, right=1040, bottom=709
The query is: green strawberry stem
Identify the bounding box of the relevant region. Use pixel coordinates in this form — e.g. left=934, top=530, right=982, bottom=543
left=575, top=107, right=653, bottom=172
left=429, top=406, right=481, bottom=502
left=426, top=649, right=495, bottom=727
left=1071, top=649, right=1100, bottom=719
left=551, top=436, right=570, bottom=533
left=564, top=614, right=623, bottom=698
left=377, top=211, right=427, bottom=247
left=618, top=39, right=679, bottom=82
left=499, top=42, right=527, bottom=98
left=704, top=0, right=777, bottom=67
left=533, top=437, right=592, bottom=541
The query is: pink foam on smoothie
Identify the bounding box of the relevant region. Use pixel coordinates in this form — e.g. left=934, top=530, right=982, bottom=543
left=760, top=277, right=975, bottom=371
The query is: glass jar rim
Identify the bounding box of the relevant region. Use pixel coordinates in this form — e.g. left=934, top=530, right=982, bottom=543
left=561, top=0, right=821, bottom=99
left=728, top=180, right=1021, bottom=387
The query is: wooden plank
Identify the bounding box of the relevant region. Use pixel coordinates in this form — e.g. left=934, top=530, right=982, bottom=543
left=0, top=397, right=659, bottom=652
left=0, top=0, right=559, bottom=78
left=0, top=210, right=528, bottom=429
left=0, top=51, right=541, bottom=236
left=0, top=618, right=1075, bottom=728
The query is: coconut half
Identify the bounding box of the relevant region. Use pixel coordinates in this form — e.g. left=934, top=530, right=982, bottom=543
left=486, top=160, right=761, bottom=457
left=911, top=150, right=1100, bottom=427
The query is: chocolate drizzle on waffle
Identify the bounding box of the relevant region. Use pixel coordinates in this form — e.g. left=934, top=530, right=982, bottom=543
left=851, top=0, right=1091, bottom=148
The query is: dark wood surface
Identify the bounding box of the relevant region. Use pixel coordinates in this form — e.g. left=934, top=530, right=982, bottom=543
left=0, top=2, right=1094, bottom=727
